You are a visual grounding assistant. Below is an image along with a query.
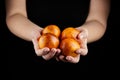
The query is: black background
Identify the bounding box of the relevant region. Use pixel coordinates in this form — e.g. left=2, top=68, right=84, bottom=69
left=1, top=0, right=117, bottom=79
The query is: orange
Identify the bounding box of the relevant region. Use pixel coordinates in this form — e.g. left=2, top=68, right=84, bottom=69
left=38, top=33, right=59, bottom=49
left=42, top=24, right=61, bottom=37
left=60, top=38, right=80, bottom=57
left=61, top=27, right=80, bottom=40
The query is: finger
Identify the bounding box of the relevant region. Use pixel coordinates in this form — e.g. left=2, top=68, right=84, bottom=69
left=66, top=55, right=80, bottom=63
left=80, top=38, right=87, bottom=49
left=78, top=33, right=88, bottom=41
left=55, top=49, right=61, bottom=61
left=56, top=49, right=61, bottom=54
left=55, top=49, right=61, bottom=56
left=76, top=32, right=88, bottom=46
left=76, top=48, right=88, bottom=56
left=80, top=39, right=88, bottom=54
left=55, top=57, right=60, bottom=61
left=59, top=55, right=68, bottom=62
left=76, top=35, right=88, bottom=56
left=81, top=37, right=87, bottom=44
left=77, top=28, right=88, bottom=40
left=76, top=37, right=88, bottom=55
left=42, top=48, right=57, bottom=60
left=36, top=47, right=50, bottom=56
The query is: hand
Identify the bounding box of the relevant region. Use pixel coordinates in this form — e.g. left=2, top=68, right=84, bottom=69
left=57, top=27, right=88, bottom=63
left=76, top=27, right=88, bottom=56
left=31, top=28, right=61, bottom=60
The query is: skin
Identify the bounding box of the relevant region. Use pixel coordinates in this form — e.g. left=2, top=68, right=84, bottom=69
left=58, top=0, right=110, bottom=63
left=6, top=0, right=110, bottom=63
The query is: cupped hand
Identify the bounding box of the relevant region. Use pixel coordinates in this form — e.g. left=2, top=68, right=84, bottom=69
left=31, top=28, right=61, bottom=60
left=57, top=27, right=88, bottom=63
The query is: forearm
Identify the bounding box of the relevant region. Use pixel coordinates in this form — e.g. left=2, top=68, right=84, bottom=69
left=78, top=20, right=107, bottom=43
left=6, top=14, right=42, bottom=41
left=77, top=0, right=110, bottom=43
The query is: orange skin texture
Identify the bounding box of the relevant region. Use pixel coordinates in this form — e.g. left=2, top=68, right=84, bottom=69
left=60, top=38, right=80, bottom=57
left=42, top=25, right=61, bottom=38
left=38, top=33, right=59, bottom=49
left=61, top=27, right=80, bottom=40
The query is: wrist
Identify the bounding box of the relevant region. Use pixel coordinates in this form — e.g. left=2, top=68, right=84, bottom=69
left=30, top=27, right=43, bottom=41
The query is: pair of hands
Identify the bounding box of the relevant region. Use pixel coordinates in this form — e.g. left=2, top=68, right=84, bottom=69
left=32, top=27, right=88, bottom=63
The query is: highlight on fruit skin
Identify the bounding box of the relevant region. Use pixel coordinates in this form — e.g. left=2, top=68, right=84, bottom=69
left=38, top=33, right=59, bottom=49
left=42, top=24, right=61, bottom=38
left=61, top=27, right=80, bottom=40
left=60, top=38, right=80, bottom=57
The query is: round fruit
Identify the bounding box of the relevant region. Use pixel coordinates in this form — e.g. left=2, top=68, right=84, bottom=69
left=42, top=24, right=61, bottom=37
left=38, top=33, right=59, bottom=49
left=60, top=38, right=80, bottom=57
left=61, top=27, right=80, bottom=40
